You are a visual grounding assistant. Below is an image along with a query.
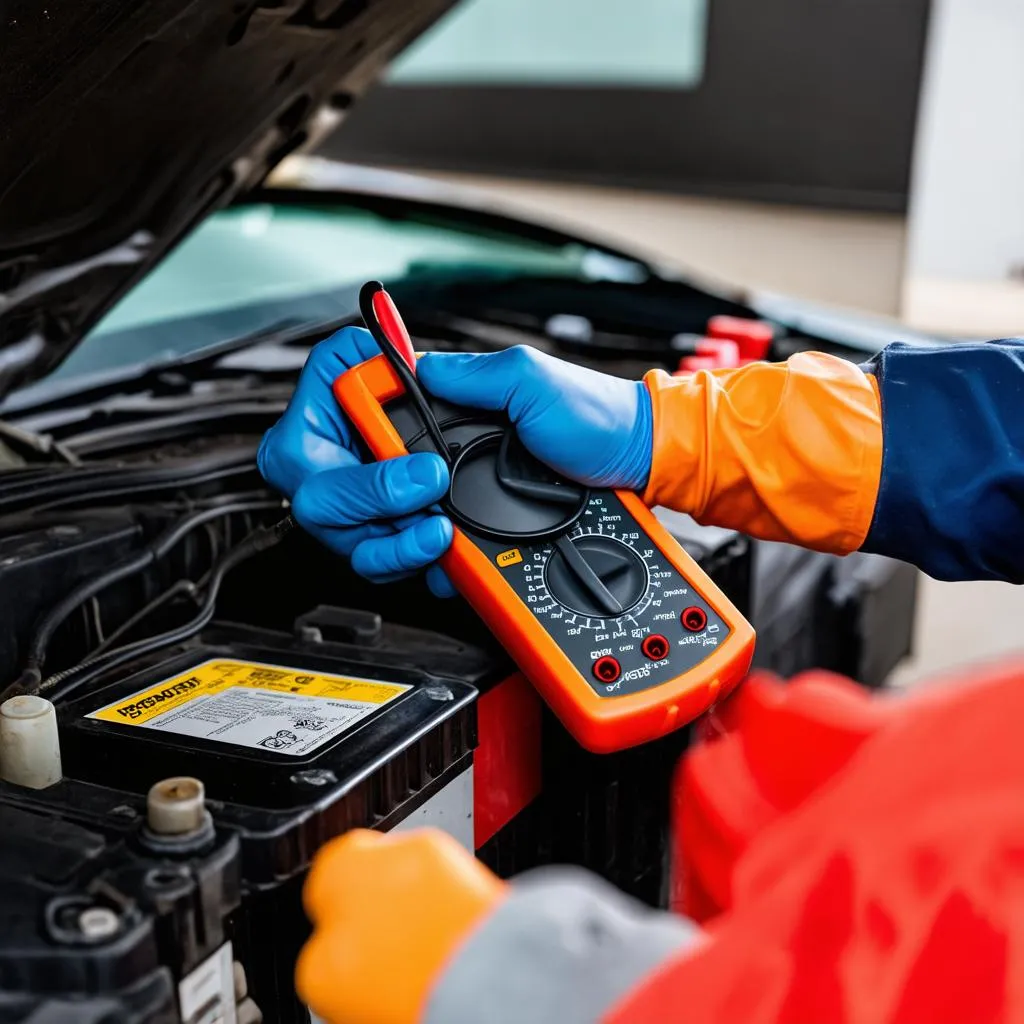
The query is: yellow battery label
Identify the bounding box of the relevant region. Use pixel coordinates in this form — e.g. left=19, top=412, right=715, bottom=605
left=87, top=659, right=411, bottom=756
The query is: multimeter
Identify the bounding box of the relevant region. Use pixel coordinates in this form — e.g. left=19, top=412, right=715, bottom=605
left=334, top=282, right=755, bottom=753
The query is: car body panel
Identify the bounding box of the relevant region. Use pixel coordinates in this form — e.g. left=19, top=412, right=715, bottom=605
left=0, top=0, right=458, bottom=396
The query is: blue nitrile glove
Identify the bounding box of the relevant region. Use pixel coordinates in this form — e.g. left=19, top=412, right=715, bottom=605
left=257, top=327, right=456, bottom=597
left=417, top=347, right=653, bottom=491
left=259, top=336, right=653, bottom=598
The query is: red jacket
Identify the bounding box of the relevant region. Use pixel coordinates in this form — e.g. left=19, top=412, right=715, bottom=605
left=610, top=661, right=1024, bottom=1024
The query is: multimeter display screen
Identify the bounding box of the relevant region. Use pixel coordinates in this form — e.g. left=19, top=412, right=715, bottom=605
left=386, top=391, right=731, bottom=699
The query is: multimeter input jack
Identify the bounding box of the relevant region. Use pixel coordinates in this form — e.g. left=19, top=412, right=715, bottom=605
left=681, top=607, right=708, bottom=633
left=641, top=635, right=670, bottom=661
left=592, top=656, right=622, bottom=685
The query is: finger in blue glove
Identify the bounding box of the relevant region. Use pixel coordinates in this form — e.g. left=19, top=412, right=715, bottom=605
left=417, top=346, right=653, bottom=492
left=258, top=326, right=457, bottom=594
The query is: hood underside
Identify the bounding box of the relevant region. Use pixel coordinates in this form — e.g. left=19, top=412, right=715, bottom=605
left=0, top=0, right=457, bottom=397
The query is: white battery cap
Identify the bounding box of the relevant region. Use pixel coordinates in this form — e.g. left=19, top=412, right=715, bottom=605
left=0, top=694, right=63, bottom=789
left=147, top=776, right=206, bottom=835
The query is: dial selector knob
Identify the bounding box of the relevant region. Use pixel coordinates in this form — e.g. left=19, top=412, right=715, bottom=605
left=545, top=536, right=648, bottom=618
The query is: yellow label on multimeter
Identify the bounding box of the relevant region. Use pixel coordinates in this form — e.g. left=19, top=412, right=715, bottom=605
left=496, top=548, right=523, bottom=568
left=87, top=659, right=410, bottom=756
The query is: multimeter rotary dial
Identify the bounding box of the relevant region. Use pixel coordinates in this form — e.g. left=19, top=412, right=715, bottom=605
left=544, top=534, right=648, bottom=618
left=514, top=515, right=671, bottom=634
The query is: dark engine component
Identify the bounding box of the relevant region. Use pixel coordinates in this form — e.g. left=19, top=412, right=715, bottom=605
left=2, top=615, right=489, bottom=1024
left=0, top=436, right=917, bottom=1023
left=824, top=551, right=919, bottom=688
left=0, top=790, right=240, bottom=1024
left=751, top=541, right=918, bottom=686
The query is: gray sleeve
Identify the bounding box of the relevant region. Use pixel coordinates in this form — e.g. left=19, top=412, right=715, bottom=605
left=423, top=866, right=703, bottom=1024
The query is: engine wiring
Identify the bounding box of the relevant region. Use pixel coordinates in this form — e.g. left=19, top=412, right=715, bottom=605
left=0, top=442, right=263, bottom=520
left=44, top=515, right=295, bottom=704
left=87, top=512, right=298, bottom=658
left=90, top=578, right=199, bottom=657
left=0, top=499, right=286, bottom=703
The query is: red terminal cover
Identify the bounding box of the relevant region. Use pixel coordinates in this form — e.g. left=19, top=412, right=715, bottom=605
left=706, top=316, right=773, bottom=362
left=675, top=339, right=741, bottom=375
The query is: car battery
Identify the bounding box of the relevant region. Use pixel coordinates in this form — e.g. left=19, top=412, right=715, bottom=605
left=749, top=540, right=836, bottom=679
left=0, top=785, right=243, bottom=1024
left=1, top=523, right=752, bottom=1018
left=45, top=610, right=495, bottom=1024
left=474, top=510, right=753, bottom=908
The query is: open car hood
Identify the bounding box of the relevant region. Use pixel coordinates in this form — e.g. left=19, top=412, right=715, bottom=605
left=0, top=0, right=457, bottom=397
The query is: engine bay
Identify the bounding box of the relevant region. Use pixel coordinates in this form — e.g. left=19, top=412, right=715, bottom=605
left=0, top=0, right=927, bottom=1015
left=0, top=270, right=918, bottom=1023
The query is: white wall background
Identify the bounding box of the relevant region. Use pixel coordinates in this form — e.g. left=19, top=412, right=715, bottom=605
left=902, top=0, right=1024, bottom=335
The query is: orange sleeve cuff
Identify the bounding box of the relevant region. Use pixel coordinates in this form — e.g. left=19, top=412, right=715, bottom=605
left=641, top=354, right=883, bottom=555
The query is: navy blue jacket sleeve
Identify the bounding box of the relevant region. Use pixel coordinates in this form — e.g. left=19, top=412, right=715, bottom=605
left=859, top=339, right=1024, bottom=583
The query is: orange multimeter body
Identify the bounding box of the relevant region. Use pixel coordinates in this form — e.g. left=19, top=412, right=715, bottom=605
left=333, top=306, right=754, bottom=753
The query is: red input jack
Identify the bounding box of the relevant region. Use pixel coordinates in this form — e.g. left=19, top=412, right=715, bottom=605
left=641, top=634, right=670, bottom=661
left=592, top=656, right=622, bottom=684
left=681, top=607, right=708, bottom=633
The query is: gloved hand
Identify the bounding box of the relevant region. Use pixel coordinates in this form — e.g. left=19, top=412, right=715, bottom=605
left=258, top=327, right=456, bottom=597
left=424, top=346, right=884, bottom=553
left=262, top=330, right=881, bottom=594
left=296, top=828, right=507, bottom=1024
left=259, top=335, right=653, bottom=594
left=297, top=827, right=701, bottom=1024
left=416, top=347, right=654, bottom=491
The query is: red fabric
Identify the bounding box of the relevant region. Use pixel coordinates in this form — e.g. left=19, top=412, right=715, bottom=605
left=672, top=671, right=896, bottom=918
left=607, top=659, right=1024, bottom=1024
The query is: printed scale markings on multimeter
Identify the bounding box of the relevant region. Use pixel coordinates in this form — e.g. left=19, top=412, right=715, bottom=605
left=497, top=515, right=697, bottom=664
left=334, top=281, right=754, bottom=753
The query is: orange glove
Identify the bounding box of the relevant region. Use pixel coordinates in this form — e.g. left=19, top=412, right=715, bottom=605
left=642, top=353, right=883, bottom=554
left=296, top=828, right=507, bottom=1024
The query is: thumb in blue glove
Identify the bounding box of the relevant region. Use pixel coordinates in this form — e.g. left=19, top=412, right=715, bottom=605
left=417, top=346, right=653, bottom=491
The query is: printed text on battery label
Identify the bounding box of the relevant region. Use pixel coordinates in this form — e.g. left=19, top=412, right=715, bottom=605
left=87, top=659, right=410, bottom=755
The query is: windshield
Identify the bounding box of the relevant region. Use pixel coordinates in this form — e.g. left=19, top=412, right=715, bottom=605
left=49, top=197, right=648, bottom=383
